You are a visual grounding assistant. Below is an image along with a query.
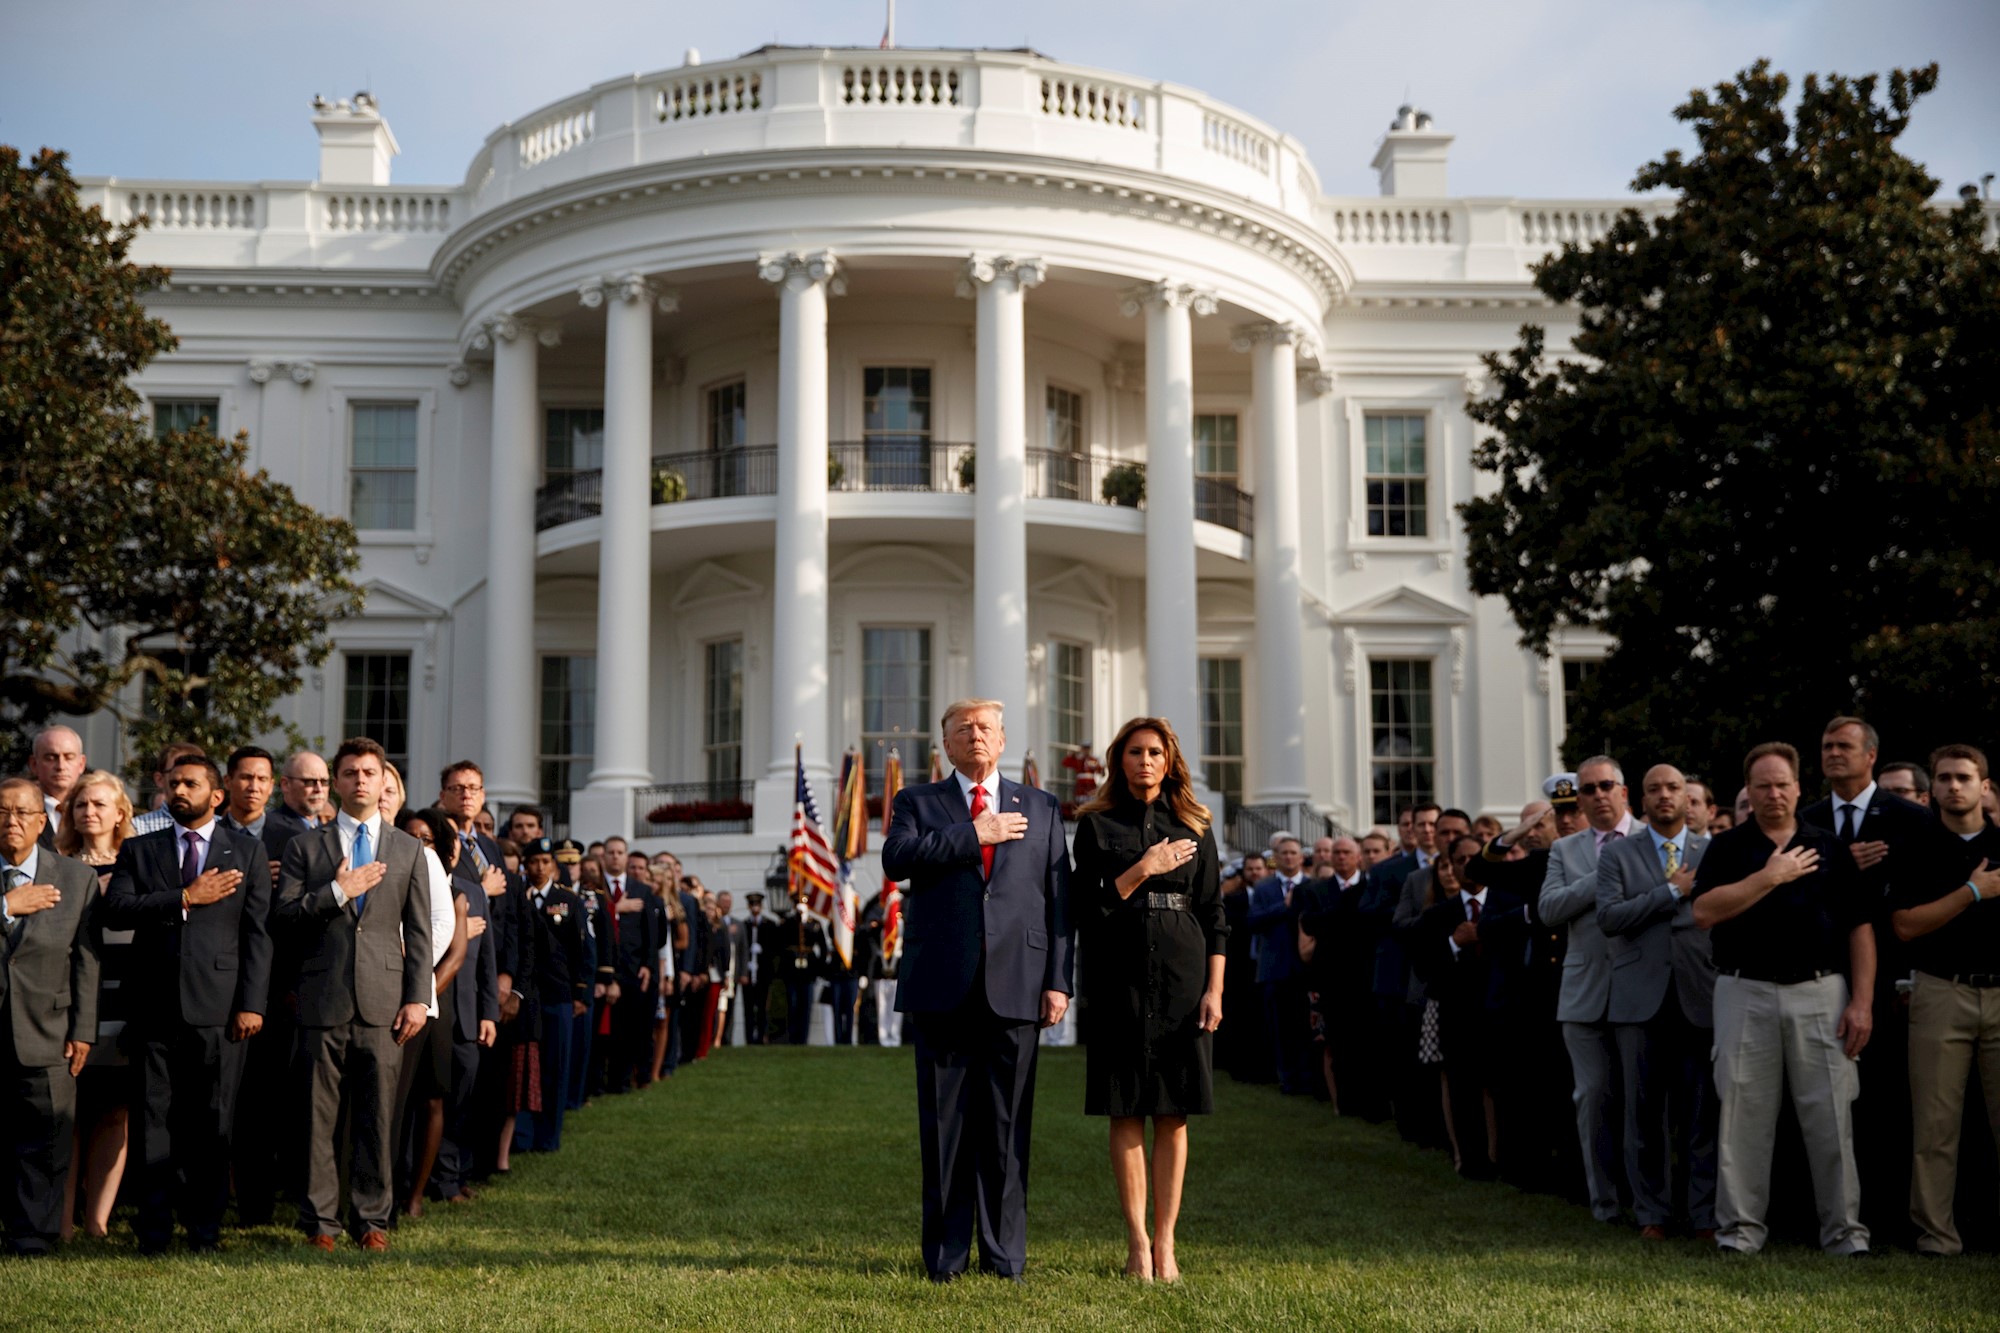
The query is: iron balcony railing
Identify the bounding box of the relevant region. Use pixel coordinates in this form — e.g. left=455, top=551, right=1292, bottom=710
left=532, top=445, right=1252, bottom=538
left=635, top=779, right=756, bottom=837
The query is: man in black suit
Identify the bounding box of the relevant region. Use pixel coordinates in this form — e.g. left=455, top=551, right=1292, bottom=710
left=515, top=838, right=587, bottom=1151
left=1419, top=832, right=1528, bottom=1179
left=883, top=698, right=1074, bottom=1283
left=599, top=836, right=660, bottom=1091
left=219, top=743, right=291, bottom=1225
left=1802, top=716, right=1933, bottom=1247
left=269, top=750, right=330, bottom=843
left=1359, top=802, right=1439, bottom=1141
left=102, top=753, right=272, bottom=1253
left=1298, top=836, right=1377, bottom=1116
left=0, top=778, right=99, bottom=1256
left=274, top=738, right=432, bottom=1252
left=433, top=760, right=501, bottom=1201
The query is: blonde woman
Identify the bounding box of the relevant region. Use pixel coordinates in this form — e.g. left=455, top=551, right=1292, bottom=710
left=55, top=771, right=136, bottom=1241
left=1072, top=717, right=1226, bottom=1283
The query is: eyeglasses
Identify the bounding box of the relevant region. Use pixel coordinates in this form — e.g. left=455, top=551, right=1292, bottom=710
left=1577, top=780, right=1622, bottom=795
left=0, top=809, right=45, bottom=825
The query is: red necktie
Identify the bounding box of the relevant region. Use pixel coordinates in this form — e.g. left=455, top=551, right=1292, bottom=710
left=969, top=783, right=994, bottom=879
left=1467, top=896, right=1481, bottom=923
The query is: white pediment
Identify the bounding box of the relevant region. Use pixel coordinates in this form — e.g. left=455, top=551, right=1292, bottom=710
left=668, top=561, right=765, bottom=610
left=357, top=578, right=448, bottom=620
left=829, top=546, right=971, bottom=589
left=1032, top=566, right=1115, bottom=611
left=1332, top=584, right=1470, bottom=625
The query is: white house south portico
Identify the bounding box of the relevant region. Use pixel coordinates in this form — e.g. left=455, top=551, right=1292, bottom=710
left=85, top=46, right=1679, bottom=895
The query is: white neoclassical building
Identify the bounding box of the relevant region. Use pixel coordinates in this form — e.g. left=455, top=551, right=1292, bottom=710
left=76, top=46, right=1666, bottom=893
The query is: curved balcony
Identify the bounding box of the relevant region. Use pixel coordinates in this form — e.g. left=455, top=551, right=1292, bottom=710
left=533, top=445, right=1254, bottom=537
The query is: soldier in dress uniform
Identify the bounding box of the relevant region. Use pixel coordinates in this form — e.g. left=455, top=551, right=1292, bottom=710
left=776, top=899, right=827, bottom=1045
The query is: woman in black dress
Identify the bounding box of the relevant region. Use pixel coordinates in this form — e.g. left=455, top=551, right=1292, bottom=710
left=1073, top=715, right=1226, bottom=1283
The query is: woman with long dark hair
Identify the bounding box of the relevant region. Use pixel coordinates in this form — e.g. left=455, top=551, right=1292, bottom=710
left=1072, top=716, right=1226, bottom=1282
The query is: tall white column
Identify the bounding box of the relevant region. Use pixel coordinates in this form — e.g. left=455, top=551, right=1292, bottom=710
left=479, top=313, right=557, bottom=808
left=1123, top=281, right=1214, bottom=786
left=757, top=251, right=841, bottom=827
left=1238, top=322, right=1309, bottom=803
left=571, top=275, right=675, bottom=838
left=960, top=255, right=1045, bottom=775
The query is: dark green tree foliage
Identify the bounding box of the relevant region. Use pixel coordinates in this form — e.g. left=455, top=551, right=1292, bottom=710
left=0, top=147, right=362, bottom=775
left=1462, top=63, right=2000, bottom=784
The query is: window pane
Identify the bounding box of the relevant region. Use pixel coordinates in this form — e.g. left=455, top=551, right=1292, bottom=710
left=153, top=399, right=221, bottom=439
left=1047, top=640, right=1090, bottom=800
left=862, top=627, right=932, bottom=796
left=351, top=403, right=419, bottom=530
left=539, top=655, right=596, bottom=830
left=706, top=381, right=747, bottom=452
left=1364, top=412, right=1428, bottom=539
left=1047, top=386, right=1084, bottom=455
left=1198, top=656, right=1244, bottom=810
left=1194, top=414, right=1238, bottom=479
left=342, top=653, right=411, bottom=776
left=544, top=407, right=605, bottom=477
left=704, top=638, right=744, bottom=792
left=1369, top=658, right=1435, bottom=824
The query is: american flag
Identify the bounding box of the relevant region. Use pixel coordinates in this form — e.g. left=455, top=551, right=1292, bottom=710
left=789, top=745, right=840, bottom=919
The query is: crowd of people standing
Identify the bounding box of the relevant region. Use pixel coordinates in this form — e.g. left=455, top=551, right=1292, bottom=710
left=1218, top=716, right=2000, bottom=1257
left=0, top=728, right=905, bottom=1256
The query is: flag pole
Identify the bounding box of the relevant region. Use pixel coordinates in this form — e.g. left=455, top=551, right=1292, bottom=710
left=883, top=0, right=896, bottom=49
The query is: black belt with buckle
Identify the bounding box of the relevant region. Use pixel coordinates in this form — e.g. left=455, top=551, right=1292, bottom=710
left=1726, top=966, right=1835, bottom=987
left=1147, top=892, right=1191, bottom=912
left=1951, top=972, right=2000, bottom=989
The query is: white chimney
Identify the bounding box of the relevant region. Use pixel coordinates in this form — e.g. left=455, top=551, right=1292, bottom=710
left=1370, top=105, right=1452, bottom=197
left=312, top=91, right=401, bottom=186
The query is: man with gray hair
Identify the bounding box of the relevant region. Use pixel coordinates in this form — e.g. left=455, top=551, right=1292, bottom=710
left=1540, top=754, right=1636, bottom=1223
left=28, top=726, right=86, bottom=846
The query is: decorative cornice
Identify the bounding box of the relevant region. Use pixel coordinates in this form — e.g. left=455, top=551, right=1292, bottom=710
left=1299, top=368, right=1336, bottom=396
left=1229, top=320, right=1306, bottom=353
left=955, top=254, right=1048, bottom=299
left=469, top=312, right=562, bottom=352
left=757, top=249, right=845, bottom=294
left=1119, top=281, right=1218, bottom=318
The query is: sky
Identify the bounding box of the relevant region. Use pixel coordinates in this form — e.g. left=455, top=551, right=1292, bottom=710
left=4, top=0, right=1995, bottom=200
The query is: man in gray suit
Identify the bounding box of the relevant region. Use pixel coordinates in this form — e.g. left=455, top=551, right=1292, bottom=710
left=1539, top=754, right=1637, bottom=1223
left=275, top=738, right=432, bottom=1252
left=1597, top=764, right=1719, bottom=1241
left=0, top=777, right=98, bottom=1255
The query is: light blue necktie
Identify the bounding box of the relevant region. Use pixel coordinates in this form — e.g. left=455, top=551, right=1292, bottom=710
left=352, top=821, right=373, bottom=917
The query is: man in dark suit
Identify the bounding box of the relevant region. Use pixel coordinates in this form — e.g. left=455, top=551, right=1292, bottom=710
left=1297, top=836, right=1377, bottom=1116
left=676, top=879, right=708, bottom=1060
left=883, top=699, right=1074, bottom=1283
left=1596, top=764, right=1719, bottom=1241
left=1801, top=716, right=1932, bottom=1247
left=434, top=760, right=502, bottom=1201
left=599, top=836, right=660, bottom=1091
left=776, top=901, right=825, bottom=1046
left=743, top=890, right=780, bottom=1044
left=1247, top=835, right=1313, bottom=1095
left=274, top=738, right=432, bottom=1252
left=515, top=837, right=587, bottom=1151
left=0, top=778, right=98, bottom=1256
left=101, top=753, right=271, bottom=1253
left=1359, top=802, right=1439, bottom=1139
left=269, top=750, right=330, bottom=843
left=218, top=743, right=291, bottom=1226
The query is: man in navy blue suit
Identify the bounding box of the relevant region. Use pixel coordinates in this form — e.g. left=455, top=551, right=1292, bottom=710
left=883, top=699, right=1074, bottom=1283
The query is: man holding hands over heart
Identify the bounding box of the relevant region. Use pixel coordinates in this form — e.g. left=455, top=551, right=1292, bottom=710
left=884, top=699, right=1074, bottom=1284
left=275, top=737, right=432, bottom=1252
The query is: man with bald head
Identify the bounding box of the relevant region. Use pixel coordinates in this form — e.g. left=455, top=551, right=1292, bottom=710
left=29, top=727, right=86, bottom=849
left=271, top=751, right=330, bottom=842
left=1595, top=764, right=1719, bottom=1241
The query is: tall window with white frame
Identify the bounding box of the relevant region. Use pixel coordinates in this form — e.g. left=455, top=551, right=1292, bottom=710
left=862, top=627, right=931, bottom=797
left=343, top=653, right=411, bottom=776
left=151, top=398, right=220, bottom=440
left=1561, top=658, right=1602, bottom=755
left=538, top=655, right=596, bottom=831
left=703, top=638, right=744, bottom=795
left=860, top=367, right=933, bottom=490
left=1194, top=412, right=1240, bottom=528
left=704, top=379, right=750, bottom=497
left=1042, top=385, right=1085, bottom=499
left=543, top=407, right=604, bottom=482
left=1369, top=658, right=1436, bottom=824
left=1364, top=412, right=1428, bottom=538
left=350, top=402, right=419, bottom=531
left=1197, top=656, right=1245, bottom=816
left=1047, top=640, right=1090, bottom=802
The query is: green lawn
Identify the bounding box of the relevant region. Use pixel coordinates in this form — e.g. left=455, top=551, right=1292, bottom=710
left=9, top=1046, right=1996, bottom=1331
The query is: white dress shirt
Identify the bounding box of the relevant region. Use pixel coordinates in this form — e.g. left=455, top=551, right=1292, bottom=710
left=1448, top=885, right=1490, bottom=957
left=1833, top=781, right=1878, bottom=839
left=954, top=768, right=1001, bottom=813
left=172, top=818, right=217, bottom=920
left=43, top=793, right=62, bottom=834
left=418, top=846, right=452, bottom=1015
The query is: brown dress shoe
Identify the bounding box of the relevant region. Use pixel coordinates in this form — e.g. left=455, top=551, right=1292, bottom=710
left=309, top=1234, right=337, bottom=1252
left=1639, top=1225, right=1668, bottom=1242
left=359, top=1231, right=391, bottom=1253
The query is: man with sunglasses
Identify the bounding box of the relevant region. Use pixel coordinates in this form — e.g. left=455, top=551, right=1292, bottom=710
left=1540, top=755, right=1637, bottom=1225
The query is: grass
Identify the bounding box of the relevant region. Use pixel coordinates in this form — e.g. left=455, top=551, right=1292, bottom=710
left=8, top=1046, right=1997, bottom=1331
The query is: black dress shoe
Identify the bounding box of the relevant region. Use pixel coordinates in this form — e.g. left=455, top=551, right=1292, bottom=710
left=927, top=1269, right=964, bottom=1285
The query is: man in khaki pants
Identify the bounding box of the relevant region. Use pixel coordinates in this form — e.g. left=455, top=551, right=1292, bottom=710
left=1889, top=744, right=2000, bottom=1256
left=1691, top=741, right=1876, bottom=1256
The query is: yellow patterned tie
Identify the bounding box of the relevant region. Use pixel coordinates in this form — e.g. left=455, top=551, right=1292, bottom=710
left=1663, top=841, right=1681, bottom=878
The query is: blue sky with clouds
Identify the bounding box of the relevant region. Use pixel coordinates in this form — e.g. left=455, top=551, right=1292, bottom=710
left=4, top=0, right=1994, bottom=199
